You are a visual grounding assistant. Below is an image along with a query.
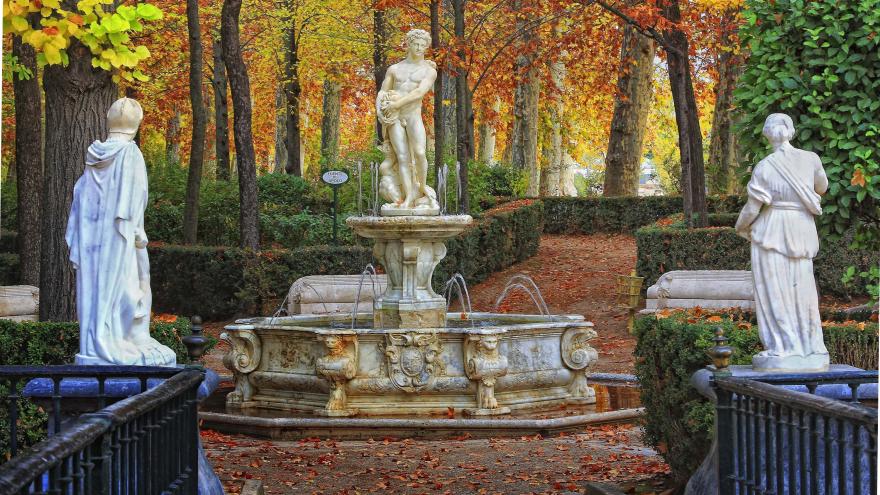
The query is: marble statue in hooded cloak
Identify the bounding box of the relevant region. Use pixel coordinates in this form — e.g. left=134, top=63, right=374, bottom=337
left=735, top=113, right=829, bottom=372
left=66, top=97, right=177, bottom=366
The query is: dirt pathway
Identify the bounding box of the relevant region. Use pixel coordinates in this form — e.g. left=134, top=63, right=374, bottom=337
left=467, top=234, right=638, bottom=374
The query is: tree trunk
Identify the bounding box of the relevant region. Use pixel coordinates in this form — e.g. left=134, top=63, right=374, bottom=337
left=603, top=24, right=654, bottom=197
left=165, top=110, right=181, bottom=165
left=40, top=40, right=116, bottom=321
left=708, top=10, right=740, bottom=195
left=662, top=0, right=707, bottom=227
left=430, top=0, right=444, bottom=177
left=541, top=58, right=566, bottom=197
left=284, top=13, right=302, bottom=176
left=183, top=0, right=207, bottom=244
left=212, top=38, right=231, bottom=180
left=274, top=84, right=287, bottom=173
left=510, top=0, right=540, bottom=196
left=320, top=79, right=341, bottom=166
left=13, top=33, right=42, bottom=287
left=221, top=0, right=260, bottom=249
left=451, top=0, right=473, bottom=213
left=373, top=7, right=389, bottom=145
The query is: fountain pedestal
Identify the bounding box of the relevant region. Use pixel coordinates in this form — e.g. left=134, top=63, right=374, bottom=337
left=347, top=215, right=472, bottom=329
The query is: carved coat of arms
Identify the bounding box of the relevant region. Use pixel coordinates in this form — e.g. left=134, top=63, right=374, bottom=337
left=384, top=332, right=442, bottom=392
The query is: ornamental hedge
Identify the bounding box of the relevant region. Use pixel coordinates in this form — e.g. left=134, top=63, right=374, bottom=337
left=0, top=200, right=543, bottom=319
left=735, top=0, right=880, bottom=295
left=0, top=317, right=202, bottom=457
left=542, top=195, right=744, bottom=234
left=635, top=219, right=877, bottom=298
left=148, top=244, right=372, bottom=319
left=634, top=311, right=879, bottom=483
left=437, top=200, right=543, bottom=292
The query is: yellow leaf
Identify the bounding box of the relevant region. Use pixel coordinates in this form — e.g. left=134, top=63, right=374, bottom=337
left=42, top=0, right=61, bottom=8
left=44, top=44, right=62, bottom=65
left=40, top=7, right=51, bottom=17
left=11, top=15, right=28, bottom=32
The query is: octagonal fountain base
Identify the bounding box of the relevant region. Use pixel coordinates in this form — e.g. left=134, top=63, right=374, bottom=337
left=221, top=312, right=601, bottom=418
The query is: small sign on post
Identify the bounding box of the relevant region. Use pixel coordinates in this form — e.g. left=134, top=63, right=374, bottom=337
left=321, top=170, right=349, bottom=244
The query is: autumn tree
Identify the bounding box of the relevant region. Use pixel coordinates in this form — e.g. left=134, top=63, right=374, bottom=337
left=4, top=0, right=164, bottom=321
left=221, top=0, right=260, bottom=248
left=211, top=36, right=231, bottom=180
left=602, top=7, right=655, bottom=197
left=509, top=0, right=541, bottom=196
left=11, top=20, right=43, bottom=287
left=594, top=0, right=708, bottom=226
left=182, top=0, right=207, bottom=243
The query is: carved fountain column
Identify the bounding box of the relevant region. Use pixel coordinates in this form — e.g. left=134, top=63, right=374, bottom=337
left=347, top=215, right=472, bottom=329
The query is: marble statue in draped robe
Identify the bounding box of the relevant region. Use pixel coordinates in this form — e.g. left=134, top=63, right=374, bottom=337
left=735, top=113, right=829, bottom=371
left=66, top=97, right=177, bottom=366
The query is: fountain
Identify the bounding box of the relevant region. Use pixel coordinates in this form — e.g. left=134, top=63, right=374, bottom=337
left=213, top=29, right=608, bottom=434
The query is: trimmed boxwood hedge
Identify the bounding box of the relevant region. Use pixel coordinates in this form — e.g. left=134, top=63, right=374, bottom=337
left=437, top=200, right=543, bottom=292
left=0, top=317, right=204, bottom=457
left=634, top=312, right=879, bottom=483
left=635, top=221, right=878, bottom=298
left=542, top=195, right=744, bottom=234
left=149, top=244, right=373, bottom=319
left=0, top=201, right=544, bottom=319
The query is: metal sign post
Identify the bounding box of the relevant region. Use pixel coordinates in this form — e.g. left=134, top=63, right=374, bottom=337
left=321, top=170, right=349, bottom=244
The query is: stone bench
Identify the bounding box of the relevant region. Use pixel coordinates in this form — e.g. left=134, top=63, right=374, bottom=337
left=287, top=275, right=388, bottom=315
left=643, top=270, right=754, bottom=313
left=0, top=285, right=39, bottom=322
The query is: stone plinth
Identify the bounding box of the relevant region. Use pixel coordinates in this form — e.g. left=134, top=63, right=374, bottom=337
left=643, top=270, right=754, bottom=312
left=346, top=215, right=472, bottom=329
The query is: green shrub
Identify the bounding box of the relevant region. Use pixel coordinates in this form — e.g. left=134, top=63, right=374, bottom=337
left=0, top=253, right=19, bottom=285
left=0, top=231, right=16, bottom=253
left=635, top=223, right=877, bottom=298
left=436, top=200, right=544, bottom=292
left=635, top=312, right=879, bottom=483
left=148, top=244, right=372, bottom=319
left=0, top=317, right=208, bottom=457
left=542, top=196, right=744, bottom=234
left=736, top=0, right=880, bottom=296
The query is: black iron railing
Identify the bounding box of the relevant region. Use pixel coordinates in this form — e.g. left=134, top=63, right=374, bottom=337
left=0, top=366, right=203, bottom=494
left=713, top=371, right=878, bottom=495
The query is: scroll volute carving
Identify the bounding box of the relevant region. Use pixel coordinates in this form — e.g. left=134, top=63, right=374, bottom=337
left=222, top=328, right=262, bottom=374
left=561, top=326, right=598, bottom=371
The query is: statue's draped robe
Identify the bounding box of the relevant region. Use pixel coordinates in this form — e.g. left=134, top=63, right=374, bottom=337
left=746, top=144, right=828, bottom=358
left=66, top=140, right=176, bottom=366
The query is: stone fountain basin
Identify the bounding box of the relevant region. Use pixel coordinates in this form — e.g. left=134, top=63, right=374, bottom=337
left=222, top=312, right=599, bottom=417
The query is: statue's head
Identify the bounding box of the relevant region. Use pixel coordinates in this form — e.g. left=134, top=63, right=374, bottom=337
left=107, top=97, right=143, bottom=136
left=405, top=29, right=431, bottom=57
left=762, top=113, right=795, bottom=145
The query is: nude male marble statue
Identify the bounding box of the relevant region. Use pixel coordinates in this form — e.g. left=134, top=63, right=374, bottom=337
left=376, top=29, right=440, bottom=215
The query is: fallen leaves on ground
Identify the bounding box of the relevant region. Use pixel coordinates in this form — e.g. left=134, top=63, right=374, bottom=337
left=203, top=423, right=670, bottom=494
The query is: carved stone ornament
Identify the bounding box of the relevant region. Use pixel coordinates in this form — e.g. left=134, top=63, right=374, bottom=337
left=463, top=334, right=510, bottom=416
left=384, top=332, right=443, bottom=392
left=222, top=328, right=261, bottom=405
left=561, top=326, right=598, bottom=403
left=314, top=334, right=359, bottom=417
